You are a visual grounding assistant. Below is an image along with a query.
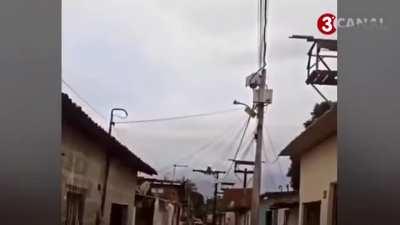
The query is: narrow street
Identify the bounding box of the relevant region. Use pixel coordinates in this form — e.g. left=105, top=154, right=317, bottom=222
left=61, top=0, right=337, bottom=225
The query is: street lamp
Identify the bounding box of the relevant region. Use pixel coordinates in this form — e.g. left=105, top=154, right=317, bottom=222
left=233, top=100, right=256, bottom=118
left=108, top=108, right=128, bottom=134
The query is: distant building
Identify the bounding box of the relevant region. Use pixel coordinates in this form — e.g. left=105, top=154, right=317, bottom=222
left=61, top=93, right=157, bottom=225
left=135, top=178, right=186, bottom=225
left=220, top=188, right=252, bottom=225
left=135, top=177, right=205, bottom=225
left=259, top=191, right=299, bottom=225
left=280, top=105, right=337, bottom=225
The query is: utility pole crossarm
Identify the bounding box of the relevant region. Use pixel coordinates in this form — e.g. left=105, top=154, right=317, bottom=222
left=173, top=164, right=188, bottom=180
left=192, top=166, right=225, bottom=225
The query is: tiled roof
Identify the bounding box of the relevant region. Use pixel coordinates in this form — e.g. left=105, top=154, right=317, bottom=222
left=280, top=104, right=337, bottom=157
left=220, top=188, right=252, bottom=212
left=62, top=93, right=157, bottom=175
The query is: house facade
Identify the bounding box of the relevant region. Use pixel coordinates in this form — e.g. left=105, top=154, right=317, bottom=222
left=135, top=177, right=186, bottom=225
left=61, top=93, right=157, bottom=225
left=259, top=191, right=299, bottom=225
left=220, top=188, right=252, bottom=225
left=280, top=105, right=337, bottom=225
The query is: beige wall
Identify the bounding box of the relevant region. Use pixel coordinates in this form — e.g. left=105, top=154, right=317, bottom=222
left=62, top=123, right=108, bottom=225
left=103, top=158, right=137, bottom=225
left=62, top=123, right=138, bottom=225
left=298, top=135, right=337, bottom=225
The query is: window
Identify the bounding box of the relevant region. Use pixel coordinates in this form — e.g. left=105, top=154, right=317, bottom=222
left=302, top=201, right=321, bottom=225
left=65, top=192, right=85, bottom=225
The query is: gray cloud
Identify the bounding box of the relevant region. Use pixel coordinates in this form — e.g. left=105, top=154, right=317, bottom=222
left=63, top=0, right=337, bottom=196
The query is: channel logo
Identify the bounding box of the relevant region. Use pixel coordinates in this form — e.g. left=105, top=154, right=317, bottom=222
left=317, top=13, right=336, bottom=35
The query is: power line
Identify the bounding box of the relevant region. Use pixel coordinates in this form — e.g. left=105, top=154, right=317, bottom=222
left=240, top=137, right=256, bottom=160
left=232, top=116, right=252, bottom=160
left=263, top=126, right=286, bottom=181
left=185, top=119, right=247, bottom=169
left=210, top=121, right=252, bottom=169
left=262, top=0, right=269, bottom=68
left=157, top=117, right=247, bottom=175
left=262, top=138, right=278, bottom=164
left=263, top=126, right=280, bottom=163
left=234, top=173, right=243, bottom=182
left=62, top=79, right=107, bottom=121
left=223, top=115, right=252, bottom=179
left=115, top=108, right=241, bottom=124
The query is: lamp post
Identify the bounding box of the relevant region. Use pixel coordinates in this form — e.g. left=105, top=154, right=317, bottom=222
left=100, top=107, right=128, bottom=223
left=233, top=100, right=256, bottom=118
left=108, top=108, right=128, bottom=134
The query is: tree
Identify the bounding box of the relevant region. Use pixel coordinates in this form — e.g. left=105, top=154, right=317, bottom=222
left=303, top=101, right=336, bottom=128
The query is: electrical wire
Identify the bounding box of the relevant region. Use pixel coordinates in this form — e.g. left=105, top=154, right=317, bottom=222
left=234, top=173, right=243, bottom=183
left=239, top=137, right=256, bottom=160
left=157, top=116, right=248, bottom=175
left=213, top=130, right=255, bottom=173
left=262, top=0, right=269, bottom=68
left=257, top=0, right=262, bottom=67
left=262, top=138, right=279, bottom=164
left=115, top=108, right=241, bottom=124
left=225, top=135, right=255, bottom=183
left=232, top=116, right=252, bottom=160
left=263, top=126, right=286, bottom=182
left=210, top=121, right=252, bottom=169
left=223, top=115, right=253, bottom=179
left=62, top=79, right=108, bottom=121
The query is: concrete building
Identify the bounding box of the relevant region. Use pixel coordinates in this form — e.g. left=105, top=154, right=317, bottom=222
left=135, top=177, right=205, bottom=225
left=280, top=105, right=337, bottom=225
left=220, top=188, right=252, bottom=225
left=259, top=191, right=299, bottom=225
left=135, top=178, right=186, bottom=225
left=61, top=93, right=157, bottom=225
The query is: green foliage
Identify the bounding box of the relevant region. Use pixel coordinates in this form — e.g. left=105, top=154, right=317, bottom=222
left=303, top=101, right=336, bottom=128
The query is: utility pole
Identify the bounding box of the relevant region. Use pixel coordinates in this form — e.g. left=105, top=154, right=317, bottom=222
left=213, top=182, right=218, bottom=225
left=249, top=0, right=272, bottom=223
left=185, top=179, right=193, bottom=225
left=231, top=159, right=255, bottom=188
left=193, top=166, right=225, bottom=225
left=251, top=69, right=266, bottom=225
left=243, top=168, right=249, bottom=188
left=233, top=73, right=271, bottom=225
left=173, top=164, right=188, bottom=181
left=99, top=108, right=128, bottom=224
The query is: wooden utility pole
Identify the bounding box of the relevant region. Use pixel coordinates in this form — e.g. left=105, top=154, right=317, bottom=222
left=185, top=179, right=193, bottom=225
left=173, top=164, right=188, bottom=180
left=213, top=182, right=218, bottom=225
left=193, top=166, right=225, bottom=225
left=231, top=159, right=255, bottom=188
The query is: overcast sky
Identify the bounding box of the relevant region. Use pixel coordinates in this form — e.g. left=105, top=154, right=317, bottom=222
left=62, top=0, right=336, bottom=197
